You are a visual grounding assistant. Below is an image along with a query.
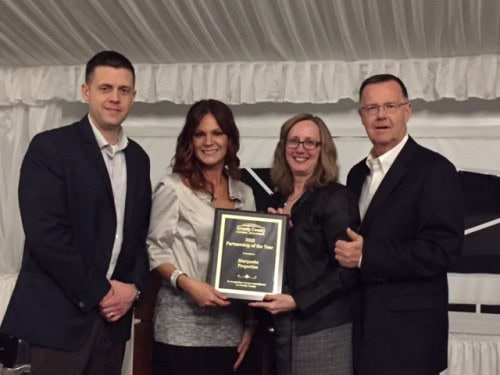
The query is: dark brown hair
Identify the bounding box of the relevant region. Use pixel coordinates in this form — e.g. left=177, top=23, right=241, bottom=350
left=85, top=50, right=135, bottom=85
left=172, top=99, right=241, bottom=194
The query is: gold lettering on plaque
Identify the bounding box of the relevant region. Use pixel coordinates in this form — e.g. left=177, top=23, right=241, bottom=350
left=237, top=259, right=259, bottom=270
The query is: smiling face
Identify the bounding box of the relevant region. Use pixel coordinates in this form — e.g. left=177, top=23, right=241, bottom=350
left=192, top=113, right=229, bottom=170
left=285, top=119, right=321, bottom=179
left=359, top=80, right=412, bottom=156
left=81, top=66, right=136, bottom=134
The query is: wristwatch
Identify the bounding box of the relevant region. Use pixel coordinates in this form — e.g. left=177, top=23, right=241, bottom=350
left=131, top=283, right=141, bottom=305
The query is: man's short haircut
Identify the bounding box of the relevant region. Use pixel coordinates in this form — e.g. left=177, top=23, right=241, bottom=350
left=358, top=74, right=409, bottom=100
left=85, top=50, right=135, bottom=84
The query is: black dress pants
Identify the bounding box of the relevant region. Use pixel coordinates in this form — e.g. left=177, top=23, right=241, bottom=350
left=30, top=318, right=125, bottom=375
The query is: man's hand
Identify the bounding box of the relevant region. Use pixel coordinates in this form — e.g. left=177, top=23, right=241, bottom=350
left=99, top=280, right=137, bottom=323
left=334, top=227, right=364, bottom=269
left=249, top=294, right=296, bottom=315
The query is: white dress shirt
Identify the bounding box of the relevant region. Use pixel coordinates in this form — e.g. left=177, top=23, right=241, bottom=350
left=89, top=116, right=128, bottom=279
left=359, top=134, right=409, bottom=220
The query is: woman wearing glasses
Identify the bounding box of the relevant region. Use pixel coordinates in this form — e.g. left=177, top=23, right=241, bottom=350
left=250, top=113, right=360, bottom=375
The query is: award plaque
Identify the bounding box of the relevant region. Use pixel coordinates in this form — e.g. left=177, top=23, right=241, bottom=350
left=209, top=209, right=287, bottom=301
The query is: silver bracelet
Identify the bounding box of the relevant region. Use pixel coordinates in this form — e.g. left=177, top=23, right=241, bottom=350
left=170, top=269, right=187, bottom=289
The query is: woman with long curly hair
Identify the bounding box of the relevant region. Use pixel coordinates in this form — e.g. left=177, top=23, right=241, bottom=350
left=147, top=99, right=256, bottom=375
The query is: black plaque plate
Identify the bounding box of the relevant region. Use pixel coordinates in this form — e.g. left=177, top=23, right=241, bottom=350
left=209, top=209, right=287, bottom=301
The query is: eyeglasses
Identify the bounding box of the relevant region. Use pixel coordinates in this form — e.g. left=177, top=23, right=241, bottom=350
left=359, top=102, right=409, bottom=115
left=285, top=138, right=321, bottom=150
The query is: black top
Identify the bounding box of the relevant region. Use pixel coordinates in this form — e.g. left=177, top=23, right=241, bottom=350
left=268, top=182, right=360, bottom=334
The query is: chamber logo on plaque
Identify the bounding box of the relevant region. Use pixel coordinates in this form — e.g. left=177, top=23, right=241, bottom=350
left=209, top=209, right=287, bottom=300
left=236, top=223, right=266, bottom=236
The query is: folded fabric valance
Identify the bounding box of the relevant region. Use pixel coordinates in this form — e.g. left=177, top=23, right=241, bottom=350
left=1, top=55, right=499, bottom=106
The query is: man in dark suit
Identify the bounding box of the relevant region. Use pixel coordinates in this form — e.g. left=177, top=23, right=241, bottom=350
left=335, top=74, right=464, bottom=375
left=1, top=51, right=152, bottom=374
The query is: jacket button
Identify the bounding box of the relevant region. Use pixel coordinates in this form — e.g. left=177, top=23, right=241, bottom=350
left=78, top=301, right=85, bottom=309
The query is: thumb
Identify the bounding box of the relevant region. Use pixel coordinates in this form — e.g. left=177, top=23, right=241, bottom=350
left=263, top=294, right=275, bottom=302
left=346, top=227, right=361, bottom=241
left=214, top=289, right=228, bottom=301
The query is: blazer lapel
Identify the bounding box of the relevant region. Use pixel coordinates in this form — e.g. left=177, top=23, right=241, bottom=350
left=361, top=138, right=417, bottom=231
left=122, top=144, right=137, bottom=231
left=79, top=116, right=114, bottom=202
left=349, top=160, right=370, bottom=199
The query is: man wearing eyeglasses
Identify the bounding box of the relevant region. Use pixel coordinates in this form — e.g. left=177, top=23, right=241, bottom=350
left=334, top=74, right=464, bottom=375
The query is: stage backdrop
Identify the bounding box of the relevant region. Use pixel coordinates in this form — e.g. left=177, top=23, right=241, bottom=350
left=240, top=168, right=500, bottom=276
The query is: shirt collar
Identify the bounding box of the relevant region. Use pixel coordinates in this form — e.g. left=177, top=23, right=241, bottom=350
left=366, top=134, right=409, bottom=174
left=88, top=114, right=128, bottom=153
left=227, top=175, right=245, bottom=202
left=194, top=173, right=246, bottom=204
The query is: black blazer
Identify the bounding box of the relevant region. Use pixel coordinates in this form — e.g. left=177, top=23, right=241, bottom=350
left=1, top=116, right=152, bottom=350
left=347, top=137, right=464, bottom=375
left=269, top=182, right=360, bottom=334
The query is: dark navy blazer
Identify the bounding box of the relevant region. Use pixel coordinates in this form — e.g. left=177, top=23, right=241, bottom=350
left=1, top=116, right=152, bottom=350
left=348, top=137, right=464, bottom=375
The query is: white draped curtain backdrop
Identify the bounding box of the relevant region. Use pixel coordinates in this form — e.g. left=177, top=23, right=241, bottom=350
left=1, top=1, right=500, bottom=374
left=2, top=0, right=500, bottom=103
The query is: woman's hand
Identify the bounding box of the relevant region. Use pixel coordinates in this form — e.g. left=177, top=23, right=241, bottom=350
left=267, top=207, right=286, bottom=215
left=178, top=276, right=230, bottom=307
left=267, top=207, right=293, bottom=227
left=249, top=294, right=296, bottom=314
left=233, top=327, right=253, bottom=370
